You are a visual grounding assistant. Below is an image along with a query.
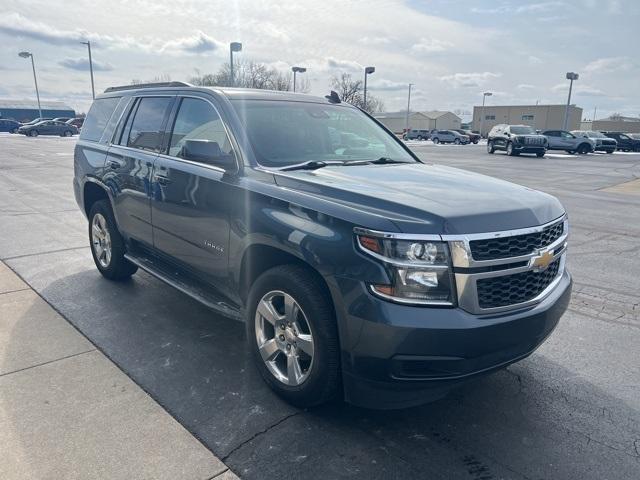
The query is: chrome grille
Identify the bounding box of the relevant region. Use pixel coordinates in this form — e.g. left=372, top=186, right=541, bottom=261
left=469, top=219, right=564, bottom=261
left=525, top=137, right=545, bottom=145
left=476, top=258, right=561, bottom=309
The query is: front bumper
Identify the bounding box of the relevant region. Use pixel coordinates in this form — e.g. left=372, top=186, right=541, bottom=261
left=513, top=144, right=546, bottom=153
left=336, top=269, right=571, bottom=409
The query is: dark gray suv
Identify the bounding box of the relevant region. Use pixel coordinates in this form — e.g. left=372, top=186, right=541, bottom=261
left=74, top=82, right=571, bottom=409
left=488, top=124, right=548, bottom=157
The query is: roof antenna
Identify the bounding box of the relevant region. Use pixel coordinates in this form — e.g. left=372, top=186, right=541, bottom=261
left=325, top=90, right=341, bottom=104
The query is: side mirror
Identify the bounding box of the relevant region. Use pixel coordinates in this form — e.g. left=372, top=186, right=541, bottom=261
left=181, top=140, right=237, bottom=171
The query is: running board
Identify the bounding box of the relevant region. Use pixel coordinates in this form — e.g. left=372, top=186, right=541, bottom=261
left=124, top=253, right=243, bottom=322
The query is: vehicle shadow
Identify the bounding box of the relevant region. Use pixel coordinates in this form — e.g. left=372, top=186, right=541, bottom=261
left=7, top=253, right=639, bottom=480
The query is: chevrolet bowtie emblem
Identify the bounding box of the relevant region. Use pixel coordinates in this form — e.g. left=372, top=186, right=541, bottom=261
left=530, top=250, right=554, bottom=272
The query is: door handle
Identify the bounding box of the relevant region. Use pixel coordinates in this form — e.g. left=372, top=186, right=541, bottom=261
left=154, top=174, right=172, bottom=185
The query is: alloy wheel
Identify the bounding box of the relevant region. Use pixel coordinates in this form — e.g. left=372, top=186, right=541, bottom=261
left=91, top=213, right=112, bottom=268
left=254, top=290, right=315, bottom=386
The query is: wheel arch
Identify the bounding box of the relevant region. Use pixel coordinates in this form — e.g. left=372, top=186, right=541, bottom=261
left=83, top=179, right=112, bottom=217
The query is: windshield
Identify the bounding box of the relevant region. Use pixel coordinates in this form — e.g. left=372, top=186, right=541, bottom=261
left=231, top=100, right=415, bottom=168
left=510, top=126, right=536, bottom=135
left=587, top=131, right=607, bottom=138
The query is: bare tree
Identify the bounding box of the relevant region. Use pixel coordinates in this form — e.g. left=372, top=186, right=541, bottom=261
left=131, top=74, right=172, bottom=85
left=329, top=73, right=384, bottom=113
left=189, top=60, right=295, bottom=91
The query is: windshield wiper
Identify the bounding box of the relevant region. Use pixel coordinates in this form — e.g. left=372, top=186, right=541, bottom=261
left=344, top=157, right=413, bottom=166
left=278, top=160, right=345, bottom=171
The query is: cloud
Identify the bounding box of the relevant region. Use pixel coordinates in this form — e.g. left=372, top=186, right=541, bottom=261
left=584, top=56, right=634, bottom=73
left=326, top=57, right=362, bottom=71
left=358, top=36, right=392, bottom=46
left=369, top=79, right=408, bottom=91
left=551, top=83, right=605, bottom=96
left=161, top=31, right=222, bottom=54
left=517, top=84, right=536, bottom=90
left=472, top=2, right=566, bottom=14
left=59, top=58, right=114, bottom=71
left=528, top=55, right=544, bottom=65
left=440, top=71, right=501, bottom=88
left=411, top=37, right=453, bottom=53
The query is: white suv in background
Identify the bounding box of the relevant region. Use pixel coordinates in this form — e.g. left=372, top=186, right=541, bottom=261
left=430, top=130, right=470, bottom=145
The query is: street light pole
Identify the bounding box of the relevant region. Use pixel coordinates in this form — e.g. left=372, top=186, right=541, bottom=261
left=563, top=72, right=579, bottom=131
left=405, top=83, right=413, bottom=133
left=363, top=66, right=375, bottom=109
left=18, top=51, right=42, bottom=119
left=479, top=91, right=492, bottom=138
left=291, top=66, right=306, bottom=92
left=229, top=42, right=242, bottom=87
left=81, top=41, right=95, bottom=99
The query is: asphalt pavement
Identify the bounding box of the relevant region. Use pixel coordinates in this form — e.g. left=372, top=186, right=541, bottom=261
left=1, top=134, right=638, bottom=479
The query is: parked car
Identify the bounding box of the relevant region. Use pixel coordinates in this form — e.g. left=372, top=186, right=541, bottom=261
left=74, top=83, right=571, bottom=409
left=18, top=120, right=78, bottom=137
left=0, top=119, right=21, bottom=133
left=403, top=129, right=430, bottom=141
left=53, top=117, right=72, bottom=123
left=66, top=117, right=85, bottom=129
left=430, top=129, right=470, bottom=144
left=454, top=129, right=480, bottom=144
left=542, top=130, right=594, bottom=154
left=487, top=124, right=547, bottom=157
left=570, top=131, right=617, bottom=154
left=20, top=117, right=52, bottom=126
left=602, top=131, right=640, bottom=152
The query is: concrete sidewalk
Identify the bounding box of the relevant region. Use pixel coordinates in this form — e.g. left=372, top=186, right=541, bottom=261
left=0, top=261, right=238, bottom=480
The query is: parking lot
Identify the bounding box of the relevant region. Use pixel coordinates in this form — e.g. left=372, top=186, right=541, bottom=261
left=1, top=134, right=639, bottom=479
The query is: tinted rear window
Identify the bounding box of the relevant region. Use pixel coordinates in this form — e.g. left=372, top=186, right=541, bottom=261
left=126, top=97, right=173, bottom=152
left=80, top=97, right=121, bottom=142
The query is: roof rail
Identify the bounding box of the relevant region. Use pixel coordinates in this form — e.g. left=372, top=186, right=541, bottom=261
left=104, top=81, right=192, bottom=93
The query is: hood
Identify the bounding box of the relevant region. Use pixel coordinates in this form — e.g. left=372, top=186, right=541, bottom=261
left=274, top=163, right=564, bottom=234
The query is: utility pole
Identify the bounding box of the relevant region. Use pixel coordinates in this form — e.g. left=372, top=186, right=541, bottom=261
left=563, top=72, right=579, bottom=131
left=229, top=42, right=242, bottom=87
left=291, top=66, right=306, bottom=92
left=18, top=51, right=42, bottom=118
left=363, top=66, right=375, bottom=109
left=479, top=92, right=492, bottom=138
left=405, top=83, right=413, bottom=133
left=81, top=41, right=95, bottom=99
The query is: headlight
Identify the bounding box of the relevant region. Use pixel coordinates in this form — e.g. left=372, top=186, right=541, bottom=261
left=356, top=233, right=455, bottom=305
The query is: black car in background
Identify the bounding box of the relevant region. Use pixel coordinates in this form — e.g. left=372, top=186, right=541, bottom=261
left=454, top=129, right=480, bottom=144
left=18, top=120, right=79, bottom=137
left=0, top=119, right=21, bottom=133
left=73, top=83, right=571, bottom=409
left=487, top=124, right=547, bottom=157
left=602, top=132, right=640, bottom=152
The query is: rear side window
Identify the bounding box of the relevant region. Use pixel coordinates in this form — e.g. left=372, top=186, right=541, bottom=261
left=80, top=97, right=121, bottom=142
left=168, top=97, right=234, bottom=160
left=126, top=97, right=173, bottom=152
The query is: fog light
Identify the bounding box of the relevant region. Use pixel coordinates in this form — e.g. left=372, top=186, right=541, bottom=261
left=399, top=269, right=438, bottom=288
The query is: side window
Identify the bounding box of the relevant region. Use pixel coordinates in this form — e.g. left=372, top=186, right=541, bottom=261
left=168, top=97, right=234, bottom=161
left=127, top=97, right=173, bottom=152
left=80, top=97, right=121, bottom=142
left=522, top=114, right=534, bottom=121
left=485, top=115, right=496, bottom=120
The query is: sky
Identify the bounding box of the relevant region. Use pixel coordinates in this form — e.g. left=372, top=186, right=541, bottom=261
left=0, top=0, right=638, bottom=120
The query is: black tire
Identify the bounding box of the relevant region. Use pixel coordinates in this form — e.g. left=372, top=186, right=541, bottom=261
left=473, top=140, right=479, bottom=144
left=29, top=130, right=38, bottom=137
left=536, top=151, right=545, bottom=158
left=417, top=135, right=423, bottom=141
left=246, top=264, right=340, bottom=408
left=11, top=128, right=18, bottom=134
left=577, top=143, right=591, bottom=154
left=88, top=200, right=138, bottom=281
left=432, top=137, right=439, bottom=144
left=606, top=149, right=615, bottom=154
left=454, top=138, right=460, bottom=145
left=63, top=130, right=73, bottom=137
left=487, top=141, right=495, bottom=154
left=507, top=142, right=518, bottom=156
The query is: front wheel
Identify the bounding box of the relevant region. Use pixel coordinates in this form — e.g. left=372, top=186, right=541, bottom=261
left=63, top=130, right=73, bottom=137
left=606, top=149, right=615, bottom=154
left=577, top=143, right=591, bottom=154
left=536, top=151, right=546, bottom=158
left=29, top=130, right=38, bottom=137
left=507, top=142, right=518, bottom=156
left=247, top=265, right=340, bottom=408
left=432, top=137, right=439, bottom=144
left=454, top=138, right=461, bottom=145
left=11, top=128, right=18, bottom=134
left=487, top=141, right=495, bottom=154
left=88, top=200, right=138, bottom=280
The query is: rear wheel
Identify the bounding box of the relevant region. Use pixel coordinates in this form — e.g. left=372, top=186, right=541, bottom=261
left=11, top=128, right=18, bottom=134
left=247, top=265, right=340, bottom=408
left=63, top=130, right=72, bottom=137
left=29, top=130, right=38, bottom=137
left=487, top=141, right=495, bottom=154
left=454, top=138, right=461, bottom=145
left=606, top=149, right=615, bottom=154
left=417, top=135, right=423, bottom=141
left=432, top=137, right=439, bottom=144
left=88, top=200, right=138, bottom=280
